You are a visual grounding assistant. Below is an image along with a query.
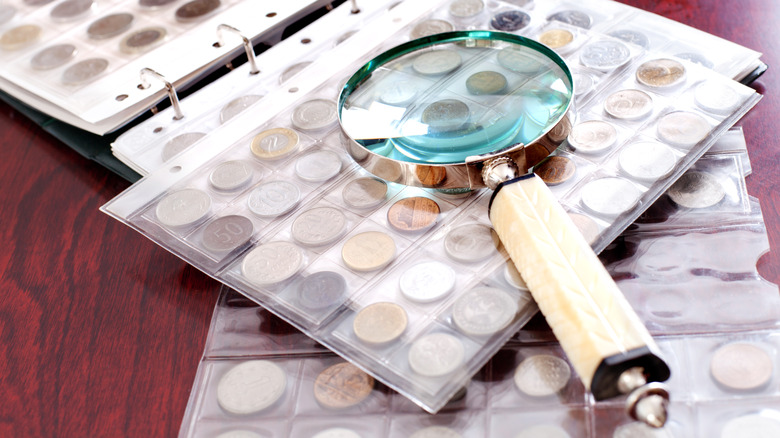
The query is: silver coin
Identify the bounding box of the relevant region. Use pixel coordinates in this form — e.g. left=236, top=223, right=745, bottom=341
left=295, top=150, right=342, bottom=182
left=613, top=421, right=673, bottom=438
left=209, top=160, right=253, bottom=191
left=408, top=333, right=464, bottom=377
left=399, top=261, right=456, bottom=303
left=175, top=0, right=221, bottom=23
left=497, top=47, right=544, bottom=74
left=216, top=360, right=287, bottom=414
left=513, top=354, right=571, bottom=396
left=604, top=89, right=653, bottom=120
left=490, top=10, right=531, bottom=32
left=422, top=99, right=470, bottom=132
left=50, top=0, right=93, bottom=22
left=291, top=99, right=337, bottom=131
left=694, top=80, right=741, bottom=115
left=24, top=0, right=56, bottom=5
left=61, top=58, right=108, bottom=85
left=410, top=19, right=453, bottom=39
left=220, top=95, right=261, bottom=124
left=452, top=287, right=518, bottom=336
left=581, top=177, right=643, bottom=217
left=618, top=141, right=677, bottom=182
left=444, top=223, right=499, bottom=263
left=279, top=61, right=312, bottom=84
left=720, top=413, right=780, bottom=438
left=297, top=271, right=346, bottom=310
left=291, top=207, right=347, bottom=246
left=567, top=120, right=617, bottom=154
left=312, top=429, right=361, bottom=438
left=161, top=132, right=206, bottom=161
left=155, top=188, right=211, bottom=227
left=656, top=111, right=710, bottom=148
left=503, top=262, right=528, bottom=290
left=608, top=29, right=650, bottom=49
left=215, top=431, right=263, bottom=438
left=580, top=40, right=631, bottom=70
left=201, top=215, right=253, bottom=252
left=636, top=58, right=686, bottom=88
left=412, top=50, right=462, bottom=76
left=667, top=171, right=725, bottom=209
left=139, top=0, right=178, bottom=8
left=449, top=0, right=483, bottom=18
left=87, top=13, right=134, bottom=40
left=675, top=52, right=713, bottom=69
left=516, top=425, right=571, bottom=438
left=119, top=27, right=167, bottom=54
left=247, top=181, right=300, bottom=218
left=410, top=426, right=463, bottom=438
left=465, top=71, right=507, bottom=95
left=30, top=44, right=77, bottom=70
left=572, top=72, right=594, bottom=97
left=242, top=241, right=304, bottom=285
left=378, top=80, right=421, bottom=106
left=548, top=10, right=592, bottom=29
left=342, top=177, right=388, bottom=209
left=0, top=5, right=16, bottom=26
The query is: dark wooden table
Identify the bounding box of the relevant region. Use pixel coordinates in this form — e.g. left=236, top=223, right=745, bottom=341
left=1, top=1, right=777, bottom=436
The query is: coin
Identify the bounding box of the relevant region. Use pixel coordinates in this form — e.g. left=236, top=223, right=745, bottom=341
left=410, top=19, right=453, bottom=39
left=220, top=95, right=261, bottom=124
left=201, top=215, right=253, bottom=252
left=0, top=5, right=16, bottom=26
left=568, top=212, right=601, bottom=245
left=412, top=50, right=462, bottom=76
left=422, top=99, right=470, bottom=132
left=399, top=261, right=456, bottom=303
left=353, top=302, right=407, bottom=345
left=0, top=25, right=42, bottom=51
left=636, top=58, right=685, bottom=88
left=465, top=71, right=507, bottom=95
left=247, top=181, right=300, bottom=217
left=604, top=89, right=653, bottom=120
left=491, top=10, right=531, bottom=32
left=241, top=241, right=303, bottom=286
left=279, top=61, right=312, bottom=84
left=444, top=223, right=499, bottom=263
left=548, top=10, right=591, bottom=28
left=581, top=177, right=643, bottom=217
left=613, top=421, right=674, bottom=438
left=50, top=0, right=93, bottom=22
left=250, top=128, right=299, bottom=160
left=656, top=111, right=710, bottom=148
left=161, top=132, right=206, bottom=161
left=291, top=207, right=347, bottom=247
left=503, top=262, right=528, bottom=290
left=215, top=431, right=263, bottom=438
left=720, top=413, right=780, bottom=438
left=580, top=40, right=631, bottom=70
left=62, top=58, right=109, bottom=85
left=155, top=188, right=211, bottom=227
left=408, top=332, right=464, bottom=377
left=139, top=0, right=178, bottom=7
left=710, top=342, right=773, bottom=390
left=119, top=27, right=167, bottom=54
left=216, top=360, right=287, bottom=414
left=291, top=99, right=337, bottom=131
left=535, top=156, right=575, bottom=185
left=379, top=80, right=421, bottom=106
left=410, top=426, right=462, bottom=438
left=24, top=0, right=56, bottom=5
left=87, top=13, right=134, bottom=40
left=342, top=178, right=388, bottom=209
left=516, top=424, right=571, bottom=438
left=175, top=0, right=220, bottom=23
left=453, top=287, right=518, bottom=336
left=415, top=165, right=447, bottom=186
left=675, top=51, right=713, bottom=69
left=572, top=72, right=594, bottom=97
left=514, top=354, right=571, bottom=396
left=314, top=362, right=374, bottom=409
left=694, top=80, right=741, bottom=115
left=618, top=142, right=676, bottom=182
left=567, top=120, right=617, bottom=154
left=341, top=231, right=395, bottom=271
left=208, top=160, right=252, bottom=191
left=539, top=29, right=574, bottom=49
left=387, top=197, right=440, bottom=233
left=449, top=0, right=483, bottom=18
left=497, top=47, right=543, bottom=74
left=297, top=271, right=346, bottom=310
left=295, top=150, right=342, bottom=182
left=667, top=171, right=724, bottom=209
left=608, top=29, right=650, bottom=49
left=30, top=44, right=77, bottom=70
left=313, top=429, right=361, bottom=438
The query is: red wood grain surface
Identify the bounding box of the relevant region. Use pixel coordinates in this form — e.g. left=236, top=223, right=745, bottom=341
left=0, top=1, right=777, bottom=436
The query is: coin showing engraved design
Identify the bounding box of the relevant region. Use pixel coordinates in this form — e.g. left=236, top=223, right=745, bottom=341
left=62, top=58, right=108, bottom=85
left=87, top=13, right=134, bottom=40
left=410, top=426, right=462, bottom=438
left=675, top=52, right=713, bottom=69
left=314, top=362, right=374, bottom=409
left=636, top=58, right=685, bottom=88
left=342, top=178, right=388, bottom=209
left=0, top=25, right=42, bottom=51
left=155, top=188, right=210, bottom=227
left=412, top=50, right=462, bottom=76
left=30, top=44, right=77, bottom=70
left=0, top=5, right=16, bottom=26
left=613, top=421, right=674, bottom=438
left=51, top=0, right=93, bottom=22
left=279, top=61, right=312, bottom=83
left=175, top=0, right=220, bottom=22
left=250, top=128, right=298, bottom=160
left=410, top=19, right=453, bottom=39
left=387, top=197, right=440, bottom=233
left=619, top=142, right=676, bottom=182
left=202, top=215, right=253, bottom=252
left=353, top=302, right=407, bottom=345
left=313, top=429, right=361, bottom=438
left=710, top=342, right=773, bottom=391
left=568, top=212, right=601, bottom=245
left=217, top=360, right=287, bottom=415
left=567, top=120, right=617, bottom=154
left=209, top=160, right=253, bottom=191
left=291, top=99, right=337, bottom=131
left=161, top=132, right=206, bottom=161
left=491, top=10, right=531, bottom=32
left=399, top=261, right=456, bottom=303
left=497, top=47, right=543, bottom=74
left=539, top=29, right=574, bottom=49
left=656, top=111, right=710, bottom=148
left=535, top=156, right=575, bottom=185
left=516, top=424, right=571, bottom=438
left=295, top=150, right=341, bottom=182
left=466, top=71, right=507, bottom=95
left=119, top=26, right=167, bottom=54
left=604, top=89, right=653, bottom=120
left=422, top=99, right=470, bottom=132
left=668, top=171, right=724, bottom=209
left=215, top=431, right=263, bottom=438
left=608, top=29, right=650, bottom=48
left=242, top=241, right=303, bottom=285
left=720, top=413, right=780, bottom=438
left=297, top=271, right=346, bottom=310
left=219, top=95, right=261, bottom=124
left=694, top=80, right=741, bottom=115
left=292, top=207, right=347, bottom=247
left=514, top=354, right=571, bottom=396
left=572, top=72, right=594, bottom=97
left=408, top=332, right=464, bottom=377
left=581, top=177, right=643, bottom=217
left=503, top=262, right=528, bottom=290
left=453, top=287, right=519, bottom=336
left=580, top=40, right=631, bottom=70
left=449, top=0, right=483, bottom=18
left=342, top=231, right=395, bottom=271
left=548, top=10, right=591, bottom=28
left=247, top=181, right=300, bottom=218
left=379, top=80, right=421, bottom=106
left=444, top=223, right=499, bottom=262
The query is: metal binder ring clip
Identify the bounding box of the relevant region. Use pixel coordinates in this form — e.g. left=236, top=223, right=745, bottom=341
left=216, top=24, right=260, bottom=75
left=139, top=67, right=184, bottom=121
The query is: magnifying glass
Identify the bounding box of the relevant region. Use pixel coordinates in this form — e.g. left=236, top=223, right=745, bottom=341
left=339, top=31, right=670, bottom=426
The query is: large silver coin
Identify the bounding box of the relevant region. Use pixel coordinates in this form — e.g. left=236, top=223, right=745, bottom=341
left=465, top=71, right=507, bottom=95
left=119, top=27, right=167, bottom=54
left=201, top=215, right=253, bottom=253
left=219, top=95, right=261, bottom=124
left=694, top=80, right=741, bottom=115
left=161, top=132, right=206, bottom=161
left=291, top=99, right=337, bottom=131
left=618, top=142, right=677, bottom=182
left=410, top=426, right=462, bottom=438
left=241, top=241, right=303, bottom=286
left=87, top=13, right=134, bottom=40
left=422, top=99, right=470, bottom=132
left=61, top=58, right=108, bottom=85
left=208, top=160, right=253, bottom=191
left=656, top=111, right=710, bottom=148
left=378, top=80, right=421, bottom=106
left=175, top=0, right=221, bottom=23
left=408, top=333, right=464, bottom=377
left=50, top=0, right=93, bottom=22
left=399, top=261, right=456, bottom=303
left=667, top=171, right=725, bottom=209
left=444, top=223, right=499, bottom=263
left=604, top=89, right=653, bottom=120
left=581, top=177, right=642, bottom=217
left=291, top=207, right=347, bottom=246
left=0, top=5, right=16, bottom=26
left=412, top=50, right=462, bottom=76
left=580, top=40, right=631, bottom=70
left=567, top=120, right=617, bottom=154
left=497, top=47, right=543, bottom=74
left=513, top=354, right=571, bottom=396
left=297, top=271, right=346, bottom=310
left=548, top=10, right=591, bottom=28
left=448, top=0, right=483, bottom=18
left=30, top=44, right=77, bottom=70
left=721, top=413, right=780, bottom=438
left=247, top=181, right=300, bottom=218
left=710, top=342, right=773, bottom=391
left=295, top=150, right=342, bottom=182
left=410, top=19, right=453, bottom=39
left=608, top=29, right=650, bottom=49
left=216, top=360, right=287, bottom=414
left=452, top=287, right=518, bottom=336
left=312, top=429, right=361, bottom=438
left=342, top=177, right=388, bottom=209
left=675, top=52, right=713, bottom=69
left=155, top=188, right=211, bottom=227
left=490, top=10, right=531, bottom=32
left=516, top=425, right=571, bottom=438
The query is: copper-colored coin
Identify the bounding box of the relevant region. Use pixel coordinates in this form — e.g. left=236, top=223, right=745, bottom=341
left=387, top=197, right=440, bottom=232
left=353, top=302, right=407, bottom=345
left=524, top=143, right=551, bottom=168
left=0, top=24, right=41, bottom=51
left=534, top=156, right=575, bottom=185
left=539, top=28, right=574, bottom=49
left=636, top=58, right=685, bottom=88
left=313, top=362, right=374, bottom=409
left=415, top=165, right=446, bottom=186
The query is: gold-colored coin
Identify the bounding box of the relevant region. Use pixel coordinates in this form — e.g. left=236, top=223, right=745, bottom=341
left=534, top=156, right=575, bottom=185
left=0, top=24, right=42, bottom=51
left=313, top=362, right=374, bottom=409
left=387, top=197, right=440, bottom=232
left=538, top=29, right=574, bottom=49
left=341, top=231, right=395, bottom=272
left=636, top=58, right=686, bottom=88
left=465, top=71, right=508, bottom=95
left=353, top=302, right=407, bottom=345
left=250, top=127, right=299, bottom=160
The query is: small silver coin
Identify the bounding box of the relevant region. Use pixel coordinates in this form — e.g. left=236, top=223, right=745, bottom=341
left=201, top=215, right=253, bottom=252
left=399, top=261, right=456, bottom=303
left=581, top=177, right=643, bottom=217
left=604, top=89, right=653, bottom=120
left=312, top=429, right=361, bottom=438
left=656, top=111, right=710, bottom=148
left=572, top=72, right=594, bottom=97
left=567, top=120, right=617, bottom=154
left=216, top=360, right=287, bottom=414
left=175, top=0, right=221, bottom=23
left=408, top=333, right=464, bottom=377
left=120, top=27, right=166, bottom=54
left=410, top=19, right=453, bottom=39
left=503, top=262, right=528, bottom=290
left=342, top=177, right=388, bottom=209
left=490, top=10, right=531, bottom=32
left=548, top=10, right=592, bottom=29
left=378, top=80, right=421, bottom=106
left=139, top=0, right=178, bottom=8
left=497, top=47, right=543, bottom=74
left=291, top=207, right=347, bottom=247
left=295, top=149, right=342, bottom=182
left=410, top=426, right=463, bottom=438
left=208, top=160, right=253, bottom=191
left=422, top=99, right=470, bottom=132
left=247, top=181, right=300, bottom=218
left=452, top=287, right=519, bottom=336
left=219, top=95, right=261, bottom=124
left=449, top=0, right=483, bottom=18
left=297, top=271, right=346, bottom=310
left=465, top=71, right=507, bottom=95
left=87, top=13, right=134, bottom=40
left=608, top=29, right=650, bottom=48
left=161, top=132, right=206, bottom=161
left=242, top=241, right=304, bottom=285
left=291, top=99, right=337, bottom=131
left=155, top=188, right=211, bottom=227
left=279, top=61, right=312, bottom=84
left=513, top=354, right=571, bottom=396
left=675, top=51, right=713, bottom=69
left=694, top=80, right=741, bottom=115
left=667, top=171, right=725, bottom=209
left=516, top=425, right=571, bottom=438
left=0, top=5, right=17, bottom=26
left=613, top=421, right=674, bottom=438
left=30, top=44, right=77, bottom=70
left=50, top=0, right=93, bottom=22
left=412, top=50, right=462, bottom=76
left=720, top=414, right=780, bottom=438
left=580, top=40, right=631, bottom=70
left=61, top=58, right=108, bottom=85
left=444, top=223, right=499, bottom=263
left=618, top=141, right=677, bottom=182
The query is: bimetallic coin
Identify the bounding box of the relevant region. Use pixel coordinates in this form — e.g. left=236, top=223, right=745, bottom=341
left=535, top=156, right=575, bottom=185
left=452, top=287, right=519, bottom=336
left=572, top=72, right=594, bottom=97
left=516, top=424, right=571, bottom=438
left=514, top=354, right=571, bottom=396
left=613, top=421, right=674, bottom=438
left=449, top=0, right=483, bottom=18
left=667, top=171, right=724, bottom=209
left=618, top=142, right=677, bottom=182
left=241, top=241, right=303, bottom=286
left=694, top=80, right=741, bottom=115
left=247, top=181, right=300, bottom=217
left=412, top=50, right=462, bottom=76
left=503, top=262, right=528, bottom=290
left=175, top=0, right=221, bottom=23
left=353, top=302, right=407, bottom=345
left=30, top=44, right=77, bottom=70
left=581, top=177, right=643, bottom=217
left=636, top=58, right=685, bottom=88
left=399, top=261, right=456, bottom=303
left=295, top=149, right=342, bottom=182
left=379, top=80, right=421, bottom=106
left=408, top=333, right=464, bottom=377
left=341, top=231, right=395, bottom=271
left=297, top=271, right=346, bottom=310
left=675, top=52, right=713, bottom=69
left=497, top=47, right=543, bottom=74
left=119, top=27, right=167, bottom=54
left=209, top=160, right=253, bottom=191
left=87, top=13, right=134, bottom=40
left=201, top=215, right=253, bottom=253
left=387, top=196, right=440, bottom=233
left=279, top=61, right=312, bottom=84
left=0, top=5, right=16, bottom=26
left=656, top=111, right=710, bottom=148
left=491, top=10, right=531, bottom=32
left=410, top=426, right=463, bottom=438
left=62, top=58, right=108, bottom=85
left=548, top=10, right=591, bottom=28
left=604, top=89, right=653, bottom=120
left=314, top=362, right=374, bottom=409
left=580, top=40, right=631, bottom=70
left=291, top=207, right=347, bottom=247
left=422, top=99, right=470, bottom=132
left=465, top=71, right=507, bottom=95
left=216, top=360, right=287, bottom=415
left=720, top=413, right=780, bottom=438
left=710, top=342, right=773, bottom=391
left=608, top=29, right=650, bottom=49
left=139, top=0, right=178, bottom=8
left=539, top=29, right=574, bottom=49
left=313, top=429, right=361, bottom=438
left=219, top=95, right=261, bottom=124
left=567, top=120, right=617, bottom=154
left=161, top=132, right=206, bottom=161
left=155, top=188, right=211, bottom=227
left=444, top=223, right=499, bottom=262
left=342, top=178, right=388, bottom=209
left=0, top=25, right=42, bottom=51
left=291, top=99, right=337, bottom=131
left=410, top=19, right=453, bottom=39
left=250, top=127, right=298, bottom=160
left=50, top=0, right=93, bottom=22
left=568, top=212, right=601, bottom=246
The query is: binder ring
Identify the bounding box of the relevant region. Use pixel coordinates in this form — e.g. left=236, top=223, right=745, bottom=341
left=217, top=24, right=260, bottom=75
left=139, top=67, right=184, bottom=121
